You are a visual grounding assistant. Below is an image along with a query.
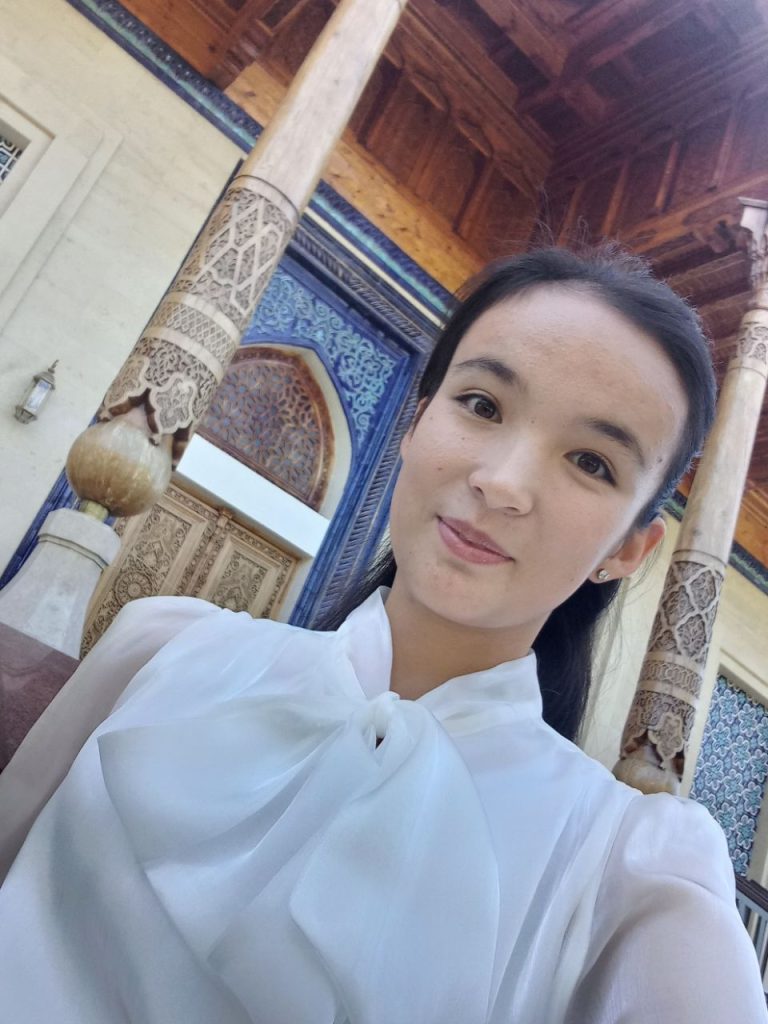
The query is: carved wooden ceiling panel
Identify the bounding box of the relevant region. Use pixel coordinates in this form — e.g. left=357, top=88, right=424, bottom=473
left=114, top=0, right=768, bottom=571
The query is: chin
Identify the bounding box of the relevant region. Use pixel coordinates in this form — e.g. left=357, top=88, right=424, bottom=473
left=409, top=571, right=517, bottom=631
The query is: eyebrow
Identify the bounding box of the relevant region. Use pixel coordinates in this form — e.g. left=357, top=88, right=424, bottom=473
left=579, top=417, right=648, bottom=470
left=451, top=356, right=648, bottom=470
left=451, top=357, right=527, bottom=393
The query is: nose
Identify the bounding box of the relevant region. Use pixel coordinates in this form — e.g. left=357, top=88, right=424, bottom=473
left=467, top=436, right=537, bottom=515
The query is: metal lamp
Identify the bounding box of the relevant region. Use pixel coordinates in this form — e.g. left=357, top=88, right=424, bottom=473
left=14, top=361, right=57, bottom=423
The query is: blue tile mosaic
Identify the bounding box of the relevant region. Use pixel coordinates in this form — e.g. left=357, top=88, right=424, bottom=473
left=691, top=675, right=768, bottom=875
left=245, top=267, right=399, bottom=446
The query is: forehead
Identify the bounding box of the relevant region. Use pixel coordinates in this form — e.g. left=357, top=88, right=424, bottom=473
left=451, top=286, right=688, bottom=459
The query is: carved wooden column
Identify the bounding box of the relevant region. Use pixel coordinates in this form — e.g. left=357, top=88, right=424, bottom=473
left=68, top=0, right=408, bottom=510
left=0, top=0, right=407, bottom=654
left=614, top=197, right=768, bottom=795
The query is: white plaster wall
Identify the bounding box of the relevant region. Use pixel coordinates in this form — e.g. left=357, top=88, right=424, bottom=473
left=0, top=0, right=241, bottom=573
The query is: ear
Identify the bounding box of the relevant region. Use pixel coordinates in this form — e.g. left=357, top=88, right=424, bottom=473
left=399, top=397, right=430, bottom=459
left=595, top=515, right=667, bottom=582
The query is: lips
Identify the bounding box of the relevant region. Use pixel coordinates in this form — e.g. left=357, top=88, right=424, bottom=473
left=438, top=517, right=512, bottom=561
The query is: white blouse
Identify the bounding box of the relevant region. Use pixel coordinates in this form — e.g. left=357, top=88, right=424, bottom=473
left=0, top=590, right=765, bottom=1024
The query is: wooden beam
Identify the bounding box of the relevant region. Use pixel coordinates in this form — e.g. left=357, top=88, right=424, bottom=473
left=456, top=156, right=496, bottom=242
left=565, top=0, right=704, bottom=77
left=601, top=159, right=629, bottom=235
left=568, top=0, right=695, bottom=45
left=204, top=0, right=273, bottom=80
left=654, top=140, right=681, bottom=216
left=551, top=33, right=768, bottom=176
left=226, top=61, right=482, bottom=289
left=557, top=181, right=585, bottom=243
left=267, top=0, right=317, bottom=33
left=710, top=96, right=742, bottom=191
left=517, top=78, right=610, bottom=129
left=472, top=0, right=568, bottom=78
left=396, top=4, right=552, bottom=196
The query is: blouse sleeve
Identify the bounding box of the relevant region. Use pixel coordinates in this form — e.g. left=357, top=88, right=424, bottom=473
left=0, top=596, right=220, bottom=882
left=565, top=793, right=768, bottom=1024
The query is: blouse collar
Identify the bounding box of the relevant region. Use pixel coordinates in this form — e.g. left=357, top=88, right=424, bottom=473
left=336, top=586, right=543, bottom=727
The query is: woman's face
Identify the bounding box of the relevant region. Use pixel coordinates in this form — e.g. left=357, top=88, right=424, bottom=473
left=388, top=285, right=688, bottom=639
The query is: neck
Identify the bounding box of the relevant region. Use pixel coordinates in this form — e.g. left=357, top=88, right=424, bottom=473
left=383, top=578, right=538, bottom=701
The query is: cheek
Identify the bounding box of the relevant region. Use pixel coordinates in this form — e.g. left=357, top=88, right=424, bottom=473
left=402, top=421, right=460, bottom=479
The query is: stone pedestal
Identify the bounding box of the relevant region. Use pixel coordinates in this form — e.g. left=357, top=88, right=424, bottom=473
left=0, top=509, right=120, bottom=657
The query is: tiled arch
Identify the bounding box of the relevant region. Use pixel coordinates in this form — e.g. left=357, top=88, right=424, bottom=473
left=200, top=345, right=337, bottom=512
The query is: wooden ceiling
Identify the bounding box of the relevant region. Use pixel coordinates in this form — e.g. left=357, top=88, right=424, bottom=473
left=115, top=0, right=768, bottom=571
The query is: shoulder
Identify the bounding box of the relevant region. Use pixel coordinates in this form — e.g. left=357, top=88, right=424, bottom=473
left=105, top=598, right=328, bottom=714
left=105, top=595, right=224, bottom=642
left=103, top=595, right=302, bottom=657
left=534, top=720, right=640, bottom=813
left=568, top=794, right=767, bottom=1022
left=521, top=726, right=729, bottom=885
left=605, top=790, right=734, bottom=899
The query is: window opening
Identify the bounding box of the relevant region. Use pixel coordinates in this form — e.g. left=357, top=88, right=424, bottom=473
left=0, top=132, right=24, bottom=185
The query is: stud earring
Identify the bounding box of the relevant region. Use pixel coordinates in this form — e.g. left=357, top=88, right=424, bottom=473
left=596, top=569, right=610, bottom=581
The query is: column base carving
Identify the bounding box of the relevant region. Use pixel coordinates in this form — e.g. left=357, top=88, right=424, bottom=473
left=99, top=178, right=297, bottom=468
left=613, top=753, right=681, bottom=795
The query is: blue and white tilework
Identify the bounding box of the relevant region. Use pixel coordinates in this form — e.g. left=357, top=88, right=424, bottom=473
left=691, top=675, right=768, bottom=875
left=245, top=269, right=398, bottom=446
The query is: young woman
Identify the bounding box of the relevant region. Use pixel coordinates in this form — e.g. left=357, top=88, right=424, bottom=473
left=0, top=247, right=765, bottom=1023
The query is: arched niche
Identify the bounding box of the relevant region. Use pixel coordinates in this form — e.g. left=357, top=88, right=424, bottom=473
left=199, top=343, right=352, bottom=518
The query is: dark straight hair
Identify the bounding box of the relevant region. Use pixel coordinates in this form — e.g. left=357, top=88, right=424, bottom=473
left=317, top=246, right=717, bottom=742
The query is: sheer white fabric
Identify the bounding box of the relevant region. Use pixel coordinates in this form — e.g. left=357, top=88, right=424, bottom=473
left=0, top=591, right=764, bottom=1023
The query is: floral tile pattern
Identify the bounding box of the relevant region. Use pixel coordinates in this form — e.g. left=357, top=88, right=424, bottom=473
left=245, top=268, right=398, bottom=446
left=691, top=674, right=768, bottom=875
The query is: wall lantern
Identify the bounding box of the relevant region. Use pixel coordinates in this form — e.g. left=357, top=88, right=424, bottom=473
left=14, top=360, right=57, bottom=423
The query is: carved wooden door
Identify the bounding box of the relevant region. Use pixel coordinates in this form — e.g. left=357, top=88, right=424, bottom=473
left=82, top=482, right=297, bottom=655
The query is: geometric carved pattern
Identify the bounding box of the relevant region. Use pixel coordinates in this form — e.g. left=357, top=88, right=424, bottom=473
left=621, top=689, right=695, bottom=771
left=99, top=180, right=296, bottom=466
left=81, top=483, right=296, bottom=655
left=691, top=674, right=768, bottom=874
left=621, top=557, right=725, bottom=772
left=148, top=300, right=236, bottom=363
left=737, top=322, right=768, bottom=368
left=82, top=503, right=194, bottom=654
left=638, top=657, right=703, bottom=698
left=648, top=559, right=724, bottom=666
left=175, top=184, right=293, bottom=332
left=208, top=549, right=268, bottom=611
left=252, top=269, right=398, bottom=443
left=200, top=345, right=333, bottom=509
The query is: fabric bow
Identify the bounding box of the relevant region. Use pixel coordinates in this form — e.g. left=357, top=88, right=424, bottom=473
left=98, top=688, right=502, bottom=1024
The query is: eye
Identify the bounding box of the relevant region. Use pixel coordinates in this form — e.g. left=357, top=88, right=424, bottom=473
left=455, top=393, right=500, bottom=421
left=570, top=451, right=615, bottom=484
